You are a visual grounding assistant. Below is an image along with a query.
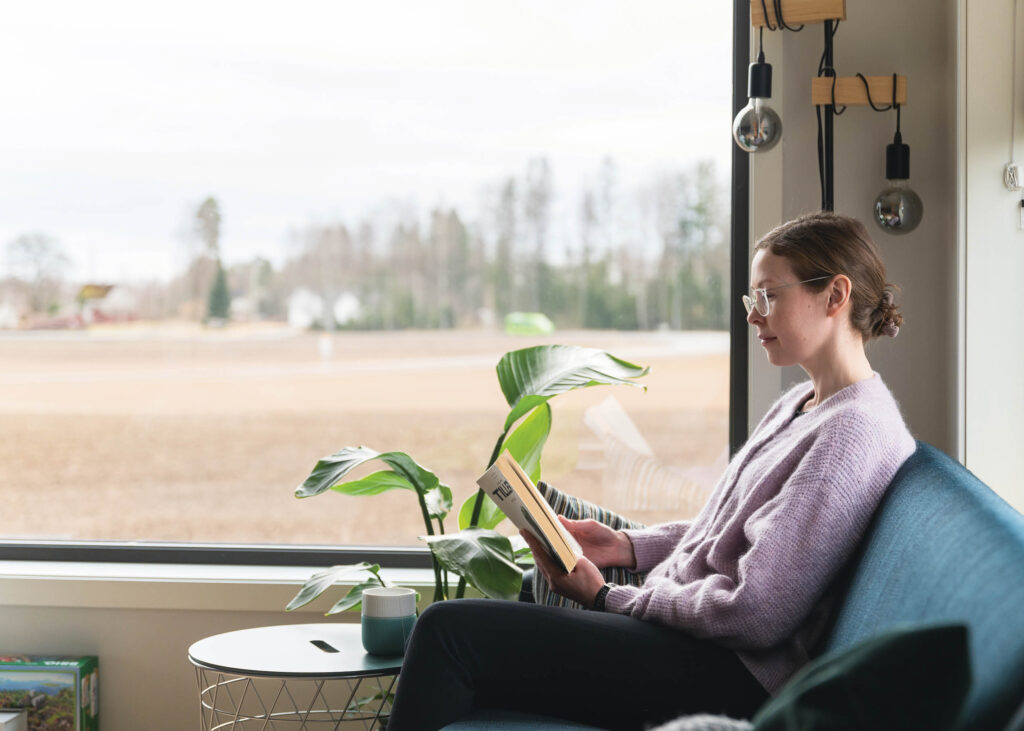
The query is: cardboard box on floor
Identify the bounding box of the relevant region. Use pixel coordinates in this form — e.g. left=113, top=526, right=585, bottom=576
left=0, top=656, right=98, bottom=731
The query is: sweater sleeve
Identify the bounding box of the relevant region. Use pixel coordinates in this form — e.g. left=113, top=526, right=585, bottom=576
left=605, top=409, right=909, bottom=650
left=616, top=386, right=801, bottom=575
left=621, top=521, right=693, bottom=572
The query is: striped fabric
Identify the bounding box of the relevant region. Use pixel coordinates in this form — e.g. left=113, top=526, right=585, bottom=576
left=533, top=480, right=647, bottom=608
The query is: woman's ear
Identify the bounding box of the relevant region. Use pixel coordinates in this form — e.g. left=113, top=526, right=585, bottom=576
left=826, top=275, right=853, bottom=316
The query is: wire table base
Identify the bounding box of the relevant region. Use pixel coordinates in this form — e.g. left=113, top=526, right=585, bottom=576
left=194, top=666, right=397, bottom=731
left=189, top=624, right=404, bottom=731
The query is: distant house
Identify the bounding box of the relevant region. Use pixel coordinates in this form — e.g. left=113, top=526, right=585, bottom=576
left=77, top=284, right=114, bottom=302
left=287, top=288, right=323, bottom=329
left=286, top=288, right=361, bottom=330
left=0, top=302, right=20, bottom=329
left=0, top=280, right=30, bottom=329
left=77, top=284, right=138, bottom=324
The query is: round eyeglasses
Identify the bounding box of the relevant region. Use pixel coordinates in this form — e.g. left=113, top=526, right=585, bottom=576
left=742, top=276, right=833, bottom=317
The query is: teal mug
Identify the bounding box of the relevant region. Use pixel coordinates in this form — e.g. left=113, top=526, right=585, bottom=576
left=361, top=587, right=417, bottom=656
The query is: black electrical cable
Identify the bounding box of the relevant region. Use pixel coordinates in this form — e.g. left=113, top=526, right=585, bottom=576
left=816, top=20, right=841, bottom=75
left=816, top=104, right=826, bottom=209
left=855, top=72, right=894, bottom=112
left=892, top=73, right=902, bottom=137
left=815, top=21, right=841, bottom=210
left=830, top=75, right=849, bottom=116
left=773, top=0, right=805, bottom=30
left=759, top=0, right=777, bottom=30
left=759, top=0, right=804, bottom=32
left=815, top=65, right=903, bottom=209
left=754, top=0, right=842, bottom=209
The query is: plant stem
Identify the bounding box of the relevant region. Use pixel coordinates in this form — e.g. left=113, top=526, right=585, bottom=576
left=486, top=429, right=508, bottom=469
left=467, top=430, right=508, bottom=527
left=437, top=518, right=449, bottom=599
left=415, top=490, right=435, bottom=537
left=415, top=487, right=444, bottom=602
left=456, top=429, right=509, bottom=599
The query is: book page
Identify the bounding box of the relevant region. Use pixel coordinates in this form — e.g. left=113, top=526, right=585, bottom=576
left=477, top=452, right=581, bottom=573
left=500, top=454, right=582, bottom=556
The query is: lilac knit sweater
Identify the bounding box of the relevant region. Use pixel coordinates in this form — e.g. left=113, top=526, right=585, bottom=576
left=605, top=373, right=915, bottom=695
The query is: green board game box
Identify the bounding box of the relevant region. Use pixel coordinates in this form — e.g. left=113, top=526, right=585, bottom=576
left=0, top=656, right=98, bottom=731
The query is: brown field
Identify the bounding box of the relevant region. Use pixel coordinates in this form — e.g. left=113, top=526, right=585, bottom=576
left=0, top=325, right=728, bottom=547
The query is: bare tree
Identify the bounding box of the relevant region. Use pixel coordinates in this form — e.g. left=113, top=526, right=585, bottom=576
left=595, top=157, right=618, bottom=255
left=176, top=196, right=224, bottom=321
left=5, top=233, right=70, bottom=314
left=577, top=190, right=597, bottom=326
left=429, top=208, right=475, bottom=328
left=388, top=221, right=426, bottom=328
left=492, top=178, right=518, bottom=317
left=296, top=223, right=355, bottom=331
left=523, top=157, right=552, bottom=312
left=642, top=171, right=686, bottom=329
left=194, top=197, right=222, bottom=258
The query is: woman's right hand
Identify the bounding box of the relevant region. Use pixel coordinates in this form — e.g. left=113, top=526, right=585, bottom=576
left=558, top=516, right=636, bottom=570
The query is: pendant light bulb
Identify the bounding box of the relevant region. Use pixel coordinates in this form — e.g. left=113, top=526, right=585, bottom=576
left=733, top=52, right=782, bottom=153
left=873, top=132, right=923, bottom=235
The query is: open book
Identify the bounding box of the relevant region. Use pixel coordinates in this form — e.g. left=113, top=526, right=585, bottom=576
left=477, top=451, right=583, bottom=574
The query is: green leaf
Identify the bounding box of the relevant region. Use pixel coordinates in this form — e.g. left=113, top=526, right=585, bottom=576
left=458, top=492, right=506, bottom=531
left=330, top=470, right=413, bottom=496
left=456, top=403, right=551, bottom=531
left=378, top=451, right=442, bottom=496
left=497, top=345, right=650, bottom=430
left=513, top=546, right=535, bottom=566
left=422, top=529, right=523, bottom=601
left=325, top=579, right=389, bottom=615
left=286, top=562, right=381, bottom=611
left=346, top=689, right=395, bottom=713
left=296, top=447, right=440, bottom=499
left=424, top=483, right=454, bottom=519
left=500, top=402, right=551, bottom=482
left=510, top=534, right=534, bottom=565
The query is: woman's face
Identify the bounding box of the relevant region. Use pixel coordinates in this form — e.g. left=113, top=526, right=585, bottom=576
left=746, top=249, right=832, bottom=368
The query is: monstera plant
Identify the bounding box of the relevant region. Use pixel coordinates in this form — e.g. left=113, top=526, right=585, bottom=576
left=286, top=344, right=649, bottom=615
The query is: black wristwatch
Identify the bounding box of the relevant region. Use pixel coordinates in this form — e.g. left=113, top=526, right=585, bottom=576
left=590, top=583, right=613, bottom=612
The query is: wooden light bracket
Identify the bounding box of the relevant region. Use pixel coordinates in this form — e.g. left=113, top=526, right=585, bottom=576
left=750, top=0, right=845, bottom=28
left=811, top=75, right=907, bottom=107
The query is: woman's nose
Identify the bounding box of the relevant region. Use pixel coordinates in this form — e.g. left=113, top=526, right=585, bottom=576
left=746, top=306, right=761, bottom=325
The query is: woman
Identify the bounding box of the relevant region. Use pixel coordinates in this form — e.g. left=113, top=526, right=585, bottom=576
left=387, top=212, right=915, bottom=731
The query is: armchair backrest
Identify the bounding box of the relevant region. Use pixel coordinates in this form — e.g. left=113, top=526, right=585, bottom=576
left=820, top=442, right=1024, bottom=730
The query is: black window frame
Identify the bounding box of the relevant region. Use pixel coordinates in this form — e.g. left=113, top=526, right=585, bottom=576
left=0, top=2, right=749, bottom=568
left=730, top=0, right=750, bottom=457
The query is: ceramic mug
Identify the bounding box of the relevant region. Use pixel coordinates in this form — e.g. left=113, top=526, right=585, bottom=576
left=361, top=587, right=417, bottom=656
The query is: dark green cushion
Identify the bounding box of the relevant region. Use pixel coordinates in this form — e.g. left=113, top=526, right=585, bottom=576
left=752, top=623, right=970, bottom=731
left=1007, top=701, right=1024, bottom=731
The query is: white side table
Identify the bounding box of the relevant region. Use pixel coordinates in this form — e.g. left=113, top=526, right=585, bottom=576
left=188, top=623, right=403, bottom=730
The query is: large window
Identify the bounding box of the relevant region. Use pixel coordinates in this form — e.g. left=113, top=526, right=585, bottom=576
left=0, top=2, right=734, bottom=553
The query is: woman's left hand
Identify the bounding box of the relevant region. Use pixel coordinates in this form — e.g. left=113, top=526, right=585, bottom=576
left=521, top=530, right=607, bottom=608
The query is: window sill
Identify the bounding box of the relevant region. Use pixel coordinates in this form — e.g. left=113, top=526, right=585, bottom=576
left=0, top=561, right=437, bottom=614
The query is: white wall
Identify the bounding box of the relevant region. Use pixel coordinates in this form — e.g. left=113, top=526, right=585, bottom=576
left=0, top=564, right=430, bottom=730
left=0, top=604, right=314, bottom=731
left=748, top=0, right=960, bottom=457
left=961, top=0, right=1024, bottom=512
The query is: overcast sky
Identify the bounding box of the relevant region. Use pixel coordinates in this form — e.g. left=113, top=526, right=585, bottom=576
left=0, top=1, right=732, bottom=283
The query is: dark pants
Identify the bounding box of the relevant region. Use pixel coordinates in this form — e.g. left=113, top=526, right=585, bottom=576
left=387, top=599, right=769, bottom=731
